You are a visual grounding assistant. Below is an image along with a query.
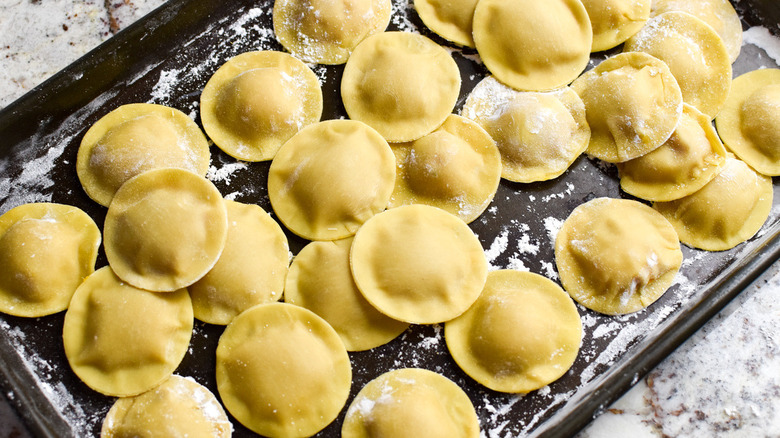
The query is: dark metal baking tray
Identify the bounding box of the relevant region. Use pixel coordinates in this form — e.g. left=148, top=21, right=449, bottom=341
left=0, top=0, right=779, bottom=436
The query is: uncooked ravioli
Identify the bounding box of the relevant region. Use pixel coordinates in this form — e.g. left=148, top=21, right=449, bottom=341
left=273, top=0, right=392, bottom=64
left=388, top=114, right=501, bottom=223
left=76, top=103, right=210, bottom=207
left=341, top=368, right=480, bottom=438
left=462, top=76, right=589, bottom=182
left=414, top=0, right=480, bottom=47
left=445, top=270, right=582, bottom=393
left=580, top=0, right=651, bottom=52
left=189, top=200, right=289, bottom=325
left=200, top=50, right=322, bottom=161
left=570, top=52, right=682, bottom=163
left=472, top=0, right=592, bottom=91
left=341, top=31, right=461, bottom=142
left=0, top=203, right=100, bottom=317
left=555, top=198, right=683, bottom=315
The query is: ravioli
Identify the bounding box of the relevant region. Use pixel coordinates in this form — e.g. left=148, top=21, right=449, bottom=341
left=350, top=204, right=488, bottom=324
left=273, top=0, right=392, bottom=64
left=462, top=76, right=590, bottom=182
left=414, top=0, right=480, bottom=47
left=580, top=0, right=651, bottom=52
left=285, top=237, right=409, bottom=351
left=715, top=68, right=780, bottom=176
left=103, top=168, right=228, bottom=292
left=77, top=103, right=210, bottom=207
left=200, top=50, right=323, bottom=161
left=267, top=119, right=396, bottom=241
left=445, top=270, right=582, bottom=393
left=388, top=114, right=502, bottom=223
left=100, top=375, right=232, bottom=438
left=618, top=103, right=727, bottom=202
left=555, top=197, right=683, bottom=315
left=341, top=368, right=480, bottom=438
left=62, top=267, right=193, bottom=397
left=654, top=156, right=773, bottom=251
left=0, top=203, right=100, bottom=317
left=341, top=31, right=461, bottom=142
left=472, top=0, right=592, bottom=91
left=216, top=302, right=351, bottom=437
left=570, top=52, right=682, bottom=163
left=624, top=11, right=732, bottom=118
left=189, top=200, right=289, bottom=325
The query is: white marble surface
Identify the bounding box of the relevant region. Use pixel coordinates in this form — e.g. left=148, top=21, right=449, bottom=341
left=0, top=1, right=779, bottom=437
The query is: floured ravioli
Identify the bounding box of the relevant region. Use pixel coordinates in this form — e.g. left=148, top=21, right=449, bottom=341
left=0, top=203, right=100, bottom=317
left=216, top=302, right=351, bottom=437
left=571, top=52, right=682, bottom=163
left=618, top=103, right=727, bottom=202
left=388, top=114, right=501, bottom=223
left=77, top=103, right=210, bottom=207
left=580, top=0, right=651, bottom=52
left=715, top=68, right=780, bottom=176
left=101, top=375, right=232, bottom=438
left=624, top=11, right=731, bottom=118
left=414, top=0, right=480, bottom=47
left=445, top=270, right=582, bottom=393
left=341, top=368, right=480, bottom=438
left=654, top=156, right=773, bottom=251
left=472, top=0, right=592, bottom=91
left=103, top=168, right=228, bottom=292
left=200, top=50, right=322, bottom=161
left=341, top=31, right=461, bottom=142
left=267, top=119, right=396, bottom=241
left=189, top=200, right=289, bottom=325
left=462, top=76, right=589, bottom=182
left=651, top=0, right=743, bottom=63
left=350, top=204, right=488, bottom=324
left=62, top=267, right=193, bottom=397
left=285, top=237, right=409, bottom=351
left=273, top=0, right=392, bottom=64
left=555, top=197, right=683, bottom=315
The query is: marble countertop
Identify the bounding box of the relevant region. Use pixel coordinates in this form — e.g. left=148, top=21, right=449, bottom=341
left=1, top=1, right=779, bottom=437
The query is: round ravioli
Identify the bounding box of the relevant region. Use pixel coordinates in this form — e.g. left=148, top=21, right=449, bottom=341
left=571, top=51, right=682, bottom=163
left=341, top=31, right=461, bottom=142
left=654, top=156, right=773, bottom=251
left=342, top=368, right=480, bottom=438
left=273, top=0, right=392, bottom=64
left=77, top=103, right=210, bottom=207
left=100, top=375, right=232, bottom=438
left=104, top=168, right=228, bottom=292
left=350, top=204, right=488, bottom=324
left=472, top=0, right=592, bottom=91
left=462, top=76, right=590, bottom=182
left=62, top=267, right=193, bottom=397
left=414, top=0, right=480, bottom=47
left=189, top=200, right=289, bottom=325
left=580, top=0, right=651, bottom=52
left=267, top=119, right=396, bottom=241
left=715, top=68, right=780, bottom=176
left=618, top=103, right=727, bottom=202
left=651, top=0, right=742, bottom=63
left=200, top=50, right=323, bottom=162
left=0, top=203, right=100, bottom=317
left=216, top=302, right=351, bottom=437
left=445, top=270, right=582, bottom=393
left=555, top=197, right=683, bottom=315
left=285, top=237, right=409, bottom=351
left=624, top=11, right=731, bottom=118
left=388, top=114, right=501, bottom=223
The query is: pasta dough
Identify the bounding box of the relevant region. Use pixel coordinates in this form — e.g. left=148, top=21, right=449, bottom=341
left=580, top=0, right=651, bottom=52
left=555, top=198, right=683, bottom=315
left=200, top=50, right=322, bottom=161
left=413, top=0, right=480, bottom=47
left=445, top=270, right=582, bottom=393
left=0, top=203, right=100, bottom=317
left=77, top=103, right=210, bottom=207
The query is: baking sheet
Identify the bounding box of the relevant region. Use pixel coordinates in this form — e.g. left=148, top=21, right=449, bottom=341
left=0, top=0, right=779, bottom=436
